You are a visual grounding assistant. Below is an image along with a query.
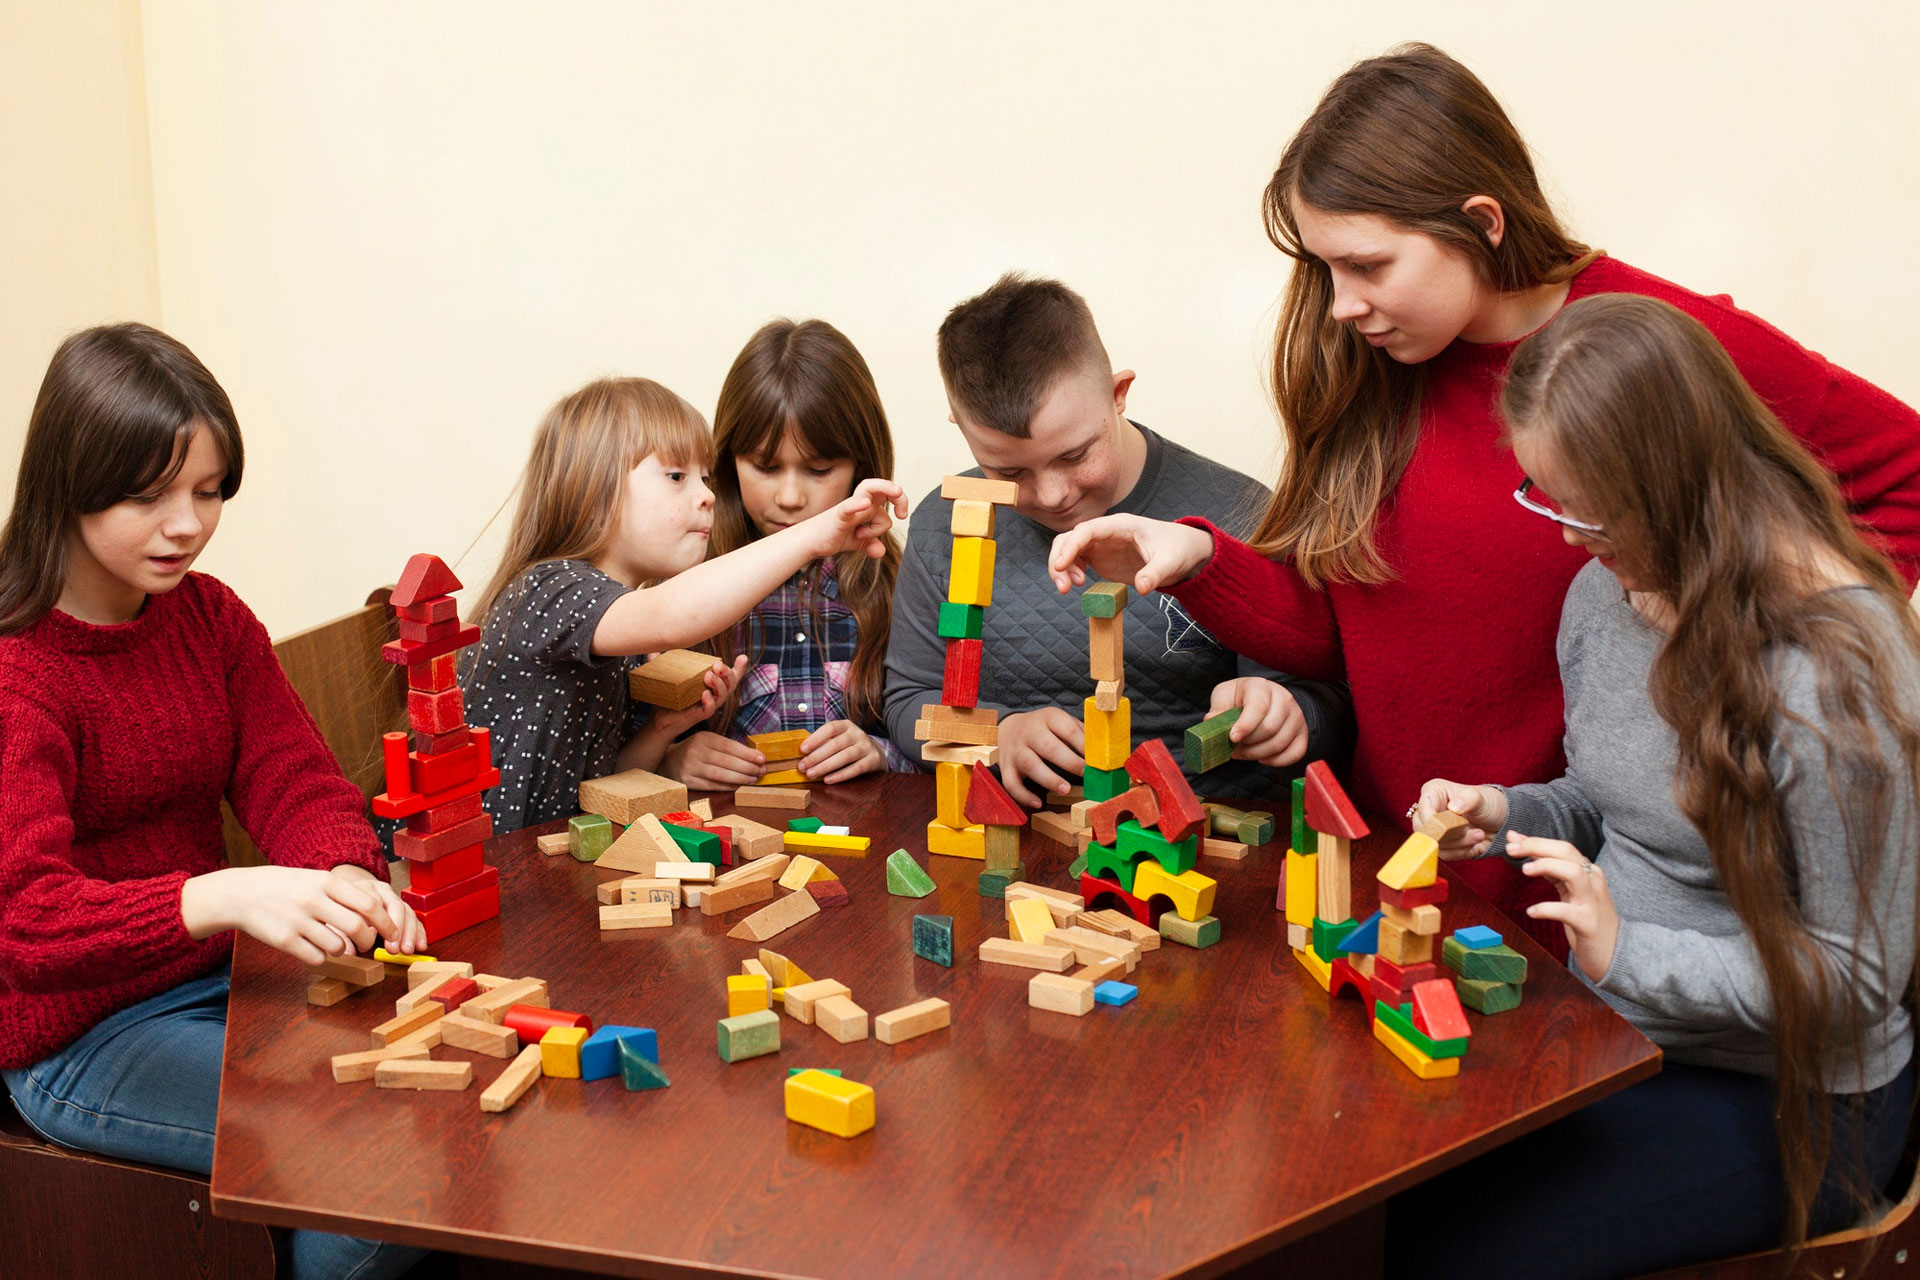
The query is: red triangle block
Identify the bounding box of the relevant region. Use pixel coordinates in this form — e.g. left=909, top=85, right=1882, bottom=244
left=1304, top=761, right=1369, bottom=841
left=391, top=554, right=463, bottom=608
left=1123, top=738, right=1205, bottom=842
left=964, top=762, right=1028, bottom=827
left=1412, top=978, right=1472, bottom=1042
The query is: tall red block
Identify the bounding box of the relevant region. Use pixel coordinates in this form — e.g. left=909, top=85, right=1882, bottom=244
left=942, top=639, right=983, bottom=708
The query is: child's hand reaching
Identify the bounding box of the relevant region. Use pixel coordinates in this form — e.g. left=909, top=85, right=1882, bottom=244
left=1512, top=832, right=1619, bottom=981
left=646, top=655, right=749, bottom=740
left=1410, top=780, right=1509, bottom=859
left=1205, top=678, right=1309, bottom=767
left=180, top=863, right=424, bottom=964
left=803, top=478, right=907, bottom=561
left=1047, top=514, right=1216, bottom=597
left=797, top=720, right=887, bottom=783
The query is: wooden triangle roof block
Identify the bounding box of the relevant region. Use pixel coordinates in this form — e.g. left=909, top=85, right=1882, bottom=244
left=391, top=554, right=463, bottom=608
left=964, top=762, right=1028, bottom=828
left=1303, top=760, right=1369, bottom=841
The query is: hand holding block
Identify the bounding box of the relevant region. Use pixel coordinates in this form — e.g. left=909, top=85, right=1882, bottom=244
left=629, top=649, right=720, bottom=710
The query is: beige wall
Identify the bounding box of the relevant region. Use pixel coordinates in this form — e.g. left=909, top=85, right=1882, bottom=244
left=10, top=2, right=1919, bottom=635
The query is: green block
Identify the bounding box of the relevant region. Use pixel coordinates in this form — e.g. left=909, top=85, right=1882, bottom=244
left=1374, top=1000, right=1468, bottom=1059
left=1291, top=777, right=1315, bottom=855
left=1237, top=810, right=1276, bottom=846
left=1158, top=912, right=1221, bottom=949
left=1083, top=765, right=1131, bottom=802
left=937, top=602, right=985, bottom=639
left=1456, top=978, right=1523, bottom=1015
left=1184, top=708, right=1242, bottom=774
left=1085, top=841, right=1147, bottom=893
left=717, top=1009, right=781, bottom=1063
left=1080, top=581, right=1129, bottom=618
left=912, top=914, right=954, bottom=966
left=977, top=864, right=1025, bottom=898
left=568, top=813, right=613, bottom=863
left=787, top=816, right=825, bottom=833
left=663, top=822, right=721, bottom=866
left=1443, top=937, right=1528, bottom=984
left=619, top=1037, right=671, bottom=1090
left=1313, top=916, right=1356, bottom=963
left=885, top=848, right=936, bottom=898
left=787, top=1067, right=843, bottom=1077
left=1116, top=819, right=1196, bottom=876
left=1066, top=853, right=1089, bottom=880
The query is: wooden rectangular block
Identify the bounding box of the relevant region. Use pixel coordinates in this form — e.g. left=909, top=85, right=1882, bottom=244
left=925, top=821, right=986, bottom=859
left=1028, top=972, right=1095, bottom=1016
left=735, top=785, right=811, bottom=811
left=702, top=877, right=776, bottom=916
left=460, top=978, right=549, bottom=1024
left=707, top=813, right=787, bottom=860
left=1044, top=926, right=1140, bottom=971
left=941, top=474, right=1020, bottom=506
left=578, top=768, right=688, bottom=826
left=727, top=973, right=773, bottom=1017
left=915, top=717, right=998, bottom=746
left=1003, top=882, right=1086, bottom=927
left=749, top=729, right=809, bottom=762
left=374, top=1059, right=473, bottom=1091
left=1095, top=678, right=1124, bottom=712
left=935, top=761, right=972, bottom=828
left=1030, top=810, right=1079, bottom=847
left=1317, top=834, right=1352, bottom=924
left=1383, top=901, right=1443, bottom=936
left=782, top=831, right=872, bottom=856
left=1079, top=909, right=1161, bottom=951
left=920, top=741, right=997, bottom=767
left=479, top=1044, right=544, bottom=1113
left=949, top=498, right=997, bottom=539
left=618, top=878, right=685, bottom=908
left=405, top=961, right=475, bottom=990
left=651, top=861, right=716, bottom=882
left=535, top=832, right=572, bottom=856
left=629, top=649, right=717, bottom=710
left=714, top=854, right=789, bottom=887
left=874, top=997, right=949, bottom=1045
left=600, top=901, right=674, bottom=931
left=308, top=954, right=387, bottom=988
left=370, top=1003, right=444, bottom=1048
left=814, top=994, right=869, bottom=1044
left=1007, top=896, right=1057, bottom=945
left=757, top=767, right=810, bottom=786
left=307, top=977, right=350, bottom=1007
left=978, top=937, right=1077, bottom=971
left=1071, top=956, right=1128, bottom=985
left=1088, top=614, right=1124, bottom=683
left=539, top=1026, right=591, bottom=1078
left=439, top=1013, right=520, bottom=1058
left=1203, top=836, right=1250, bottom=862
left=1378, top=917, right=1435, bottom=966
left=330, top=1044, right=431, bottom=1083
left=782, top=979, right=852, bottom=1025
left=785, top=1069, right=876, bottom=1138
left=1082, top=697, right=1131, bottom=772
left=941, top=638, right=983, bottom=709
left=726, top=887, right=821, bottom=942
left=947, top=537, right=996, bottom=608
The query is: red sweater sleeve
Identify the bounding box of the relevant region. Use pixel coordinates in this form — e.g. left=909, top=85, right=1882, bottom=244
left=1165, top=517, right=1345, bottom=681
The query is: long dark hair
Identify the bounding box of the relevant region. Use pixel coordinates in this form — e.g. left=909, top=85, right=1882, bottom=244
left=0, top=323, right=244, bottom=635
left=1505, top=293, right=1920, bottom=1249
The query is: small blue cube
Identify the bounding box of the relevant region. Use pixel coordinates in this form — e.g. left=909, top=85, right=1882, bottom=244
left=1093, top=981, right=1137, bottom=1007
left=1454, top=925, right=1504, bottom=950
left=580, top=1025, right=657, bottom=1081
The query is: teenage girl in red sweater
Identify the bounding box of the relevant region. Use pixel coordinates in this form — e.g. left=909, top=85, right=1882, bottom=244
left=1048, top=44, right=1920, bottom=954
left=0, top=324, right=426, bottom=1279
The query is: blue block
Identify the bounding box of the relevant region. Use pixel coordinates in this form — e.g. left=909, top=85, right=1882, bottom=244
left=1093, top=981, right=1137, bottom=1006
left=1454, top=925, right=1504, bottom=950
left=1337, top=909, right=1383, bottom=955
left=581, top=1025, right=657, bottom=1082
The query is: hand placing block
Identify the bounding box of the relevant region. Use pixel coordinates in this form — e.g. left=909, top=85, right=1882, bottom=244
left=629, top=649, right=720, bottom=710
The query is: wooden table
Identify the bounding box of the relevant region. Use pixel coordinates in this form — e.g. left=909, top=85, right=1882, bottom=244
left=211, top=773, right=1659, bottom=1278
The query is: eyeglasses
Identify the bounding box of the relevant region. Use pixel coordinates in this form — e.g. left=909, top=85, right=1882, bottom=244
left=1513, top=477, right=1605, bottom=535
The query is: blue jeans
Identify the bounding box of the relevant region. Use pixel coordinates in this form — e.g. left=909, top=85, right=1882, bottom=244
left=3, top=967, right=428, bottom=1280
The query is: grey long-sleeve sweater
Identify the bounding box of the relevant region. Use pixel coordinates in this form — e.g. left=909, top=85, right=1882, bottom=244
left=883, top=424, right=1352, bottom=802
left=1492, top=560, right=1916, bottom=1092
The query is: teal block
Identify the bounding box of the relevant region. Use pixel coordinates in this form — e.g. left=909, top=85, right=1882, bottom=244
left=912, top=914, right=954, bottom=966
left=1291, top=777, right=1315, bottom=855
left=1375, top=1000, right=1468, bottom=1059
left=1093, top=981, right=1137, bottom=1006
left=1083, top=765, right=1131, bottom=802
left=569, top=813, right=613, bottom=863
left=1116, top=819, right=1196, bottom=876
left=620, top=1037, right=670, bottom=1090
left=717, top=1009, right=781, bottom=1062
left=788, top=816, right=825, bottom=833
left=977, top=865, right=1025, bottom=898
left=1454, top=925, right=1504, bottom=949
left=937, top=602, right=985, bottom=639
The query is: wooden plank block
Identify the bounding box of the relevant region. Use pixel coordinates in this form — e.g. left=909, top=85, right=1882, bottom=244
left=1028, top=973, right=1095, bottom=1016
left=757, top=768, right=810, bottom=786
left=707, top=813, right=787, bottom=861
left=307, top=954, right=387, bottom=988
left=374, top=1059, right=473, bottom=1091
left=1081, top=696, right=1131, bottom=772
left=921, top=704, right=1000, bottom=727
left=617, top=877, right=684, bottom=908
left=1094, top=678, right=1124, bottom=712
left=1202, top=836, right=1250, bottom=862
left=479, top=1044, right=544, bottom=1113
left=735, top=785, right=811, bottom=811
left=914, top=717, right=998, bottom=746
left=919, top=742, right=998, bottom=767
left=1088, top=614, right=1124, bottom=683
left=439, top=1013, right=520, bottom=1058
left=940, top=474, right=1020, bottom=506
left=386, top=1020, right=444, bottom=1052
left=814, top=994, right=869, bottom=1044
left=330, top=1044, right=430, bottom=1083
left=1029, top=810, right=1080, bottom=847
left=714, top=853, right=789, bottom=887
left=307, top=977, right=350, bottom=1006
left=1007, top=897, right=1058, bottom=945
left=1317, top=833, right=1352, bottom=924
left=1044, top=926, right=1140, bottom=971
left=749, top=730, right=809, bottom=762
left=785, top=1069, right=876, bottom=1138
left=1382, top=901, right=1443, bottom=936
left=651, top=861, right=716, bottom=882
left=978, top=938, right=1077, bottom=971
left=782, top=830, right=871, bottom=857
left=781, top=979, right=852, bottom=1024
left=873, top=997, right=949, bottom=1045
left=1184, top=708, right=1242, bottom=774
left=629, top=649, right=718, bottom=710
left=949, top=498, right=997, bottom=538
left=370, top=1003, right=444, bottom=1048
left=578, top=768, right=688, bottom=825
left=600, top=902, right=674, bottom=930
left=1079, top=908, right=1162, bottom=951
left=460, top=977, right=549, bottom=1024
left=535, top=832, right=571, bottom=856
left=1071, top=956, right=1128, bottom=985
left=701, top=877, right=776, bottom=916
left=1003, top=882, right=1084, bottom=927
left=726, top=887, right=821, bottom=942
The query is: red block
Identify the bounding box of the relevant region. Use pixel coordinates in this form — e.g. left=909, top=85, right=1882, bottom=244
left=1085, top=784, right=1159, bottom=846
left=1123, top=738, right=1206, bottom=843
left=409, top=742, right=479, bottom=794
left=1378, top=879, right=1450, bottom=909
left=371, top=765, right=499, bottom=821
left=393, top=812, right=493, bottom=863
left=502, top=1004, right=591, bottom=1046
left=391, top=555, right=463, bottom=608
left=806, top=879, right=850, bottom=909
left=404, top=843, right=485, bottom=893
left=412, top=726, right=469, bottom=756
left=407, top=652, right=459, bottom=693
left=405, top=792, right=484, bottom=835
left=381, top=732, right=414, bottom=803
left=408, top=687, right=465, bottom=735
left=1304, top=760, right=1370, bottom=841
left=416, top=877, right=500, bottom=944
left=1413, top=978, right=1473, bottom=1043
left=942, top=639, right=982, bottom=708
left=381, top=623, right=480, bottom=667
left=396, top=595, right=458, bottom=625
left=1372, top=956, right=1439, bottom=994
left=425, top=976, right=481, bottom=1013
left=963, top=762, right=1028, bottom=827
left=1078, top=872, right=1157, bottom=925
left=662, top=811, right=701, bottom=826
left=1329, top=957, right=1369, bottom=1004
left=398, top=617, right=461, bottom=644
left=702, top=824, right=734, bottom=867
left=403, top=864, right=499, bottom=914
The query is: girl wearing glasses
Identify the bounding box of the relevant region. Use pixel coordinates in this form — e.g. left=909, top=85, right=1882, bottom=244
left=1048, top=44, right=1920, bottom=957
left=1394, top=293, right=1919, bottom=1277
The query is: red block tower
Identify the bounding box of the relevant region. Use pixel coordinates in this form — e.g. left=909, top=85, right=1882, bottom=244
left=371, top=554, right=503, bottom=944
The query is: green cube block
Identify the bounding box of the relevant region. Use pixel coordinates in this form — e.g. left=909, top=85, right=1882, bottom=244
left=1313, top=916, right=1356, bottom=963
left=717, top=1009, right=781, bottom=1063
left=1158, top=912, right=1221, bottom=949
left=1116, top=818, right=1196, bottom=877
left=1291, top=776, right=1315, bottom=855
left=787, top=1067, right=843, bottom=1077
left=1082, top=765, right=1131, bottom=802
left=1238, top=810, right=1276, bottom=847
left=663, top=822, right=721, bottom=866
left=1066, top=853, right=1089, bottom=880
left=1374, top=1000, right=1468, bottom=1059
left=1080, top=581, right=1129, bottom=618
left=912, top=914, right=954, bottom=967
left=1085, top=841, right=1147, bottom=893
left=885, top=848, right=936, bottom=898
left=1184, top=708, right=1242, bottom=774
left=788, top=816, right=825, bottom=833
left=977, top=865, right=1025, bottom=898
left=1456, top=977, right=1522, bottom=1015
left=1443, top=937, right=1528, bottom=984
left=568, top=813, right=613, bottom=863
left=620, top=1037, right=671, bottom=1090
left=937, top=602, right=985, bottom=639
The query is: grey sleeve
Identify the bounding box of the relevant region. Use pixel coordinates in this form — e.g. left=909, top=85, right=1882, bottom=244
left=1495, top=775, right=1607, bottom=860
left=882, top=520, right=951, bottom=768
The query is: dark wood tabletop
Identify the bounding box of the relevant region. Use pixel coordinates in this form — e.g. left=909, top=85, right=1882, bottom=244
left=211, top=773, right=1660, bottom=1278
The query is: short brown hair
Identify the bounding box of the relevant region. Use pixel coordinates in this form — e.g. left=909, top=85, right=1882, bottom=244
left=936, top=273, right=1111, bottom=437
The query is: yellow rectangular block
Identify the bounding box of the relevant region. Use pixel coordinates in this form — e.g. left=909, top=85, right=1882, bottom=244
left=1082, top=696, right=1132, bottom=772
left=1131, top=861, right=1217, bottom=923
left=1285, top=850, right=1318, bottom=927
left=749, top=730, right=809, bottom=762
left=948, top=537, right=996, bottom=608
left=1295, top=942, right=1334, bottom=991
left=1007, top=897, right=1057, bottom=945
left=936, top=762, right=971, bottom=828
left=949, top=499, right=996, bottom=539
left=782, top=831, right=872, bottom=857
left=1378, top=832, right=1439, bottom=892
left=785, top=1069, right=876, bottom=1137
left=539, top=1026, right=590, bottom=1079
left=727, top=973, right=772, bottom=1016
left=1373, top=1014, right=1461, bottom=1080
left=758, top=767, right=810, bottom=786
left=926, top=821, right=985, bottom=859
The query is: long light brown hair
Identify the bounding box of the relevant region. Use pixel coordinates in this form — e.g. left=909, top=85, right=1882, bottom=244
left=707, top=319, right=899, bottom=729
left=1505, top=293, right=1920, bottom=1249
left=1256, top=43, right=1594, bottom=586
left=0, top=323, right=245, bottom=635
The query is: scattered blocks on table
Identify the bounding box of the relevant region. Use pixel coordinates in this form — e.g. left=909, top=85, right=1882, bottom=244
left=1442, top=937, right=1528, bottom=984
left=873, top=997, right=950, bottom=1045
left=1184, top=708, right=1242, bottom=774
left=1158, top=913, right=1221, bottom=949
left=814, top=994, right=869, bottom=1044
left=886, top=849, right=937, bottom=897
left=786, top=1069, right=875, bottom=1138
left=1093, top=981, right=1137, bottom=1007
left=717, top=1008, right=782, bottom=1062
left=912, top=915, right=955, bottom=967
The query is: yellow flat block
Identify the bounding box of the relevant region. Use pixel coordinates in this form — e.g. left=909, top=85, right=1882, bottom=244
left=1378, top=832, right=1439, bottom=891
left=373, top=948, right=436, bottom=965
left=749, top=730, right=809, bottom=762
left=935, top=762, right=971, bottom=829
left=1285, top=850, right=1317, bottom=927
left=539, top=1026, right=590, bottom=1079
left=1082, top=696, right=1132, bottom=772
left=783, top=831, right=872, bottom=857
left=1007, top=897, right=1057, bottom=945
left=948, top=537, right=996, bottom=608
left=926, top=821, right=985, bottom=859
left=759, top=768, right=811, bottom=786
left=1373, top=1014, right=1461, bottom=1080
left=727, top=974, right=772, bottom=1016
left=1295, top=944, right=1333, bottom=991
left=1131, top=860, right=1217, bottom=922
left=785, top=1069, right=876, bottom=1138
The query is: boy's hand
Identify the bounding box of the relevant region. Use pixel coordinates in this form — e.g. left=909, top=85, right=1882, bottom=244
left=1411, top=780, right=1508, bottom=859
left=665, top=731, right=765, bottom=791
left=809, top=478, right=907, bottom=561
left=993, top=708, right=1086, bottom=809
left=1513, top=833, right=1619, bottom=981
left=798, top=720, right=887, bottom=784
left=1047, top=514, right=1215, bottom=598
left=1207, top=678, right=1307, bottom=767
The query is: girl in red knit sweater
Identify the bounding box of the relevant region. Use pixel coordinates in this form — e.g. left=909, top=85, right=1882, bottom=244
left=1048, top=44, right=1920, bottom=955
left=0, top=324, right=426, bottom=1280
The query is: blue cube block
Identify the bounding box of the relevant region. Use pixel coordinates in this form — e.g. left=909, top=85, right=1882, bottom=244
left=1454, top=925, right=1504, bottom=950
left=1093, top=981, right=1137, bottom=1007
left=581, top=1025, right=657, bottom=1082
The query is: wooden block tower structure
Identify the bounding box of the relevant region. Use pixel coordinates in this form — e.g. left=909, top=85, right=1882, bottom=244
left=920, top=475, right=1021, bottom=887
left=371, top=554, right=504, bottom=944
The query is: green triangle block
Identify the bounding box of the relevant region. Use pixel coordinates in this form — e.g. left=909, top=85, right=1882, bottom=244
left=620, top=1038, right=671, bottom=1090
left=663, top=823, right=721, bottom=866
left=886, top=848, right=936, bottom=898
left=1066, top=853, right=1089, bottom=880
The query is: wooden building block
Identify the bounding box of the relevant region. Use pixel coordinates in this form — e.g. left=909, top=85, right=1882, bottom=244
left=1412, top=978, right=1473, bottom=1043
left=1031, top=810, right=1080, bottom=846
left=370, top=1003, right=444, bottom=1048
left=912, top=914, right=954, bottom=967
left=689, top=797, right=714, bottom=821
left=782, top=979, right=851, bottom=1024
left=1131, top=861, right=1217, bottom=923
left=1028, top=973, right=1095, bottom=1016
left=735, top=785, right=811, bottom=811
left=308, top=954, right=387, bottom=988
left=1418, top=808, right=1470, bottom=843
left=757, top=768, right=810, bottom=786
left=1085, top=785, right=1159, bottom=847
left=940, top=638, right=983, bottom=709
left=728, top=973, right=773, bottom=1016
left=964, top=762, right=1027, bottom=827
left=873, top=997, right=950, bottom=1045
left=1443, top=938, right=1529, bottom=984
left=439, top=1013, right=520, bottom=1058
left=814, top=994, right=869, bottom=1043
left=1068, top=956, right=1126, bottom=986
left=982, top=826, right=1022, bottom=874
left=702, top=877, right=776, bottom=916
left=1007, top=897, right=1057, bottom=945
left=536, top=832, right=571, bottom=856
left=937, top=601, right=985, bottom=640
left=651, top=861, right=716, bottom=882
left=779, top=855, right=827, bottom=890
left=1088, top=614, right=1124, bottom=683
left=949, top=498, right=996, bottom=538
left=1094, top=678, right=1124, bottom=712
left=330, top=1044, right=430, bottom=1083
left=1372, top=1015, right=1460, bottom=1080
left=783, top=831, right=872, bottom=857
left=978, top=937, right=1078, bottom=971
left=726, top=887, right=822, bottom=942
left=1004, top=882, right=1086, bottom=926
left=1456, top=977, right=1523, bottom=1014
left=375, top=1059, right=473, bottom=1091
left=1159, top=913, right=1221, bottom=949
left=920, top=741, right=998, bottom=767
left=886, top=848, right=937, bottom=897
left=597, top=813, right=684, bottom=873
left=926, top=822, right=986, bottom=859
left=460, top=977, right=549, bottom=1024
left=1383, top=901, right=1443, bottom=936
left=947, top=537, right=997, bottom=608
left=578, top=768, right=688, bottom=825
left=940, top=474, right=1020, bottom=506
left=425, top=976, right=481, bottom=1013
left=935, top=761, right=971, bottom=828
left=916, top=717, right=998, bottom=746
left=749, top=729, right=809, bottom=762
left=629, top=649, right=718, bottom=710
left=1081, top=697, right=1131, bottom=772
left=1379, top=878, right=1451, bottom=910
left=307, top=978, right=350, bottom=1007
left=1044, top=926, right=1139, bottom=971
left=1078, top=908, right=1162, bottom=951
left=1378, top=917, right=1435, bottom=966
left=1202, top=836, right=1250, bottom=861
left=1122, top=738, right=1206, bottom=842
left=1184, top=707, right=1243, bottom=774
left=708, top=813, right=786, bottom=861
left=1303, top=760, right=1370, bottom=841
left=539, top=1026, right=591, bottom=1078
left=600, top=902, right=674, bottom=931
left=1378, top=832, right=1439, bottom=892
left=717, top=1008, right=782, bottom=1062
left=618, top=878, right=685, bottom=908
left=479, top=1044, right=543, bottom=1113
left=1080, top=580, right=1128, bottom=618
left=1316, top=834, right=1352, bottom=924
left=785, top=1069, right=876, bottom=1138
left=406, top=961, right=475, bottom=990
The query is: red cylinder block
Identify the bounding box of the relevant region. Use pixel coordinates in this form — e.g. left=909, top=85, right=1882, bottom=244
left=381, top=732, right=413, bottom=800
left=503, top=1005, right=592, bottom=1046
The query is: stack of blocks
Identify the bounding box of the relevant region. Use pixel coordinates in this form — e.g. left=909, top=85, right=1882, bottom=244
left=371, top=554, right=504, bottom=944
left=1444, top=924, right=1528, bottom=1014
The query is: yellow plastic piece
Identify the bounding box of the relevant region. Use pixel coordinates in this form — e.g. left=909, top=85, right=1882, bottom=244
left=727, top=974, right=772, bottom=1016
left=783, top=831, right=872, bottom=856
left=539, top=1026, right=589, bottom=1079
left=1130, top=861, right=1217, bottom=922
left=1284, top=850, right=1317, bottom=927
left=1295, top=944, right=1333, bottom=991
left=1378, top=832, right=1439, bottom=891
left=758, top=768, right=810, bottom=786
left=1082, top=696, right=1132, bottom=772
left=784, top=1069, right=876, bottom=1138
left=771, top=986, right=787, bottom=1005
left=373, top=948, right=436, bottom=965
left=1007, top=897, right=1056, bottom=945
left=1373, top=1013, right=1461, bottom=1080
left=935, top=762, right=971, bottom=829
left=926, top=821, right=985, bottom=859
left=948, top=537, right=997, bottom=608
